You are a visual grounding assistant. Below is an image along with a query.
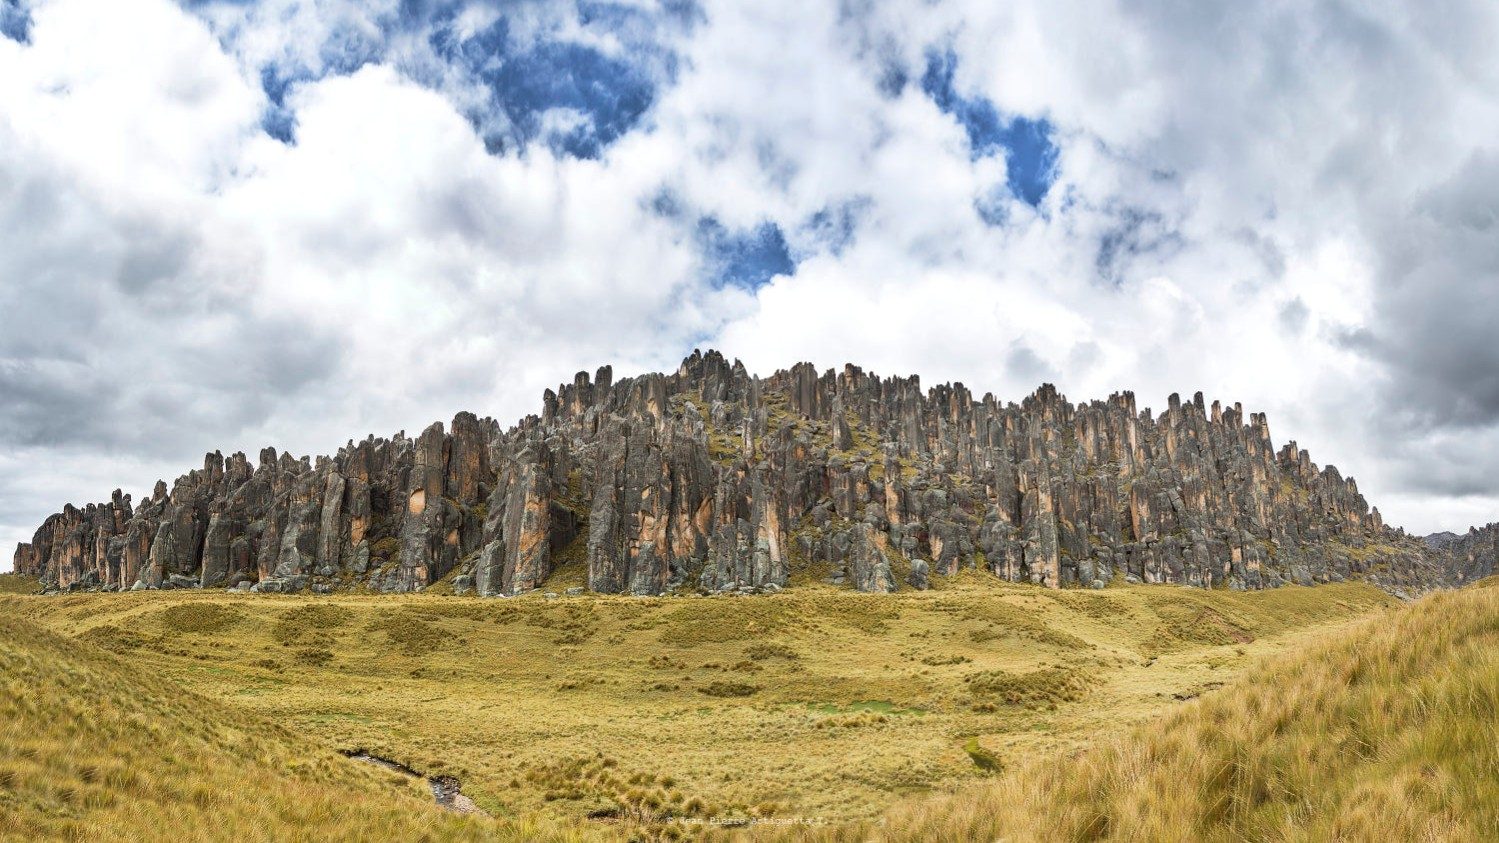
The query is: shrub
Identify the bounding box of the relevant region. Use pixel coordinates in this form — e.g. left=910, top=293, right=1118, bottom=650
left=965, top=667, right=1090, bottom=707
left=158, top=603, right=241, bottom=635
left=698, top=681, right=759, bottom=698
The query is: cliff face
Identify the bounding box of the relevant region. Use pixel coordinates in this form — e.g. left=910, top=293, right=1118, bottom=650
left=12, top=350, right=1449, bottom=596
left=1424, top=526, right=1499, bottom=585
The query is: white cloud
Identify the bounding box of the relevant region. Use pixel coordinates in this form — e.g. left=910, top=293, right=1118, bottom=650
left=5, top=0, right=1499, bottom=564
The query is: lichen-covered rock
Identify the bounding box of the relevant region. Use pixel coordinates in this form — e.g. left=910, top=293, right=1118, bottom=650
left=12, top=350, right=1467, bottom=596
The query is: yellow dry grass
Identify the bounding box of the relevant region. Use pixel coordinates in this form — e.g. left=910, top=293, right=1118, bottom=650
left=0, top=610, right=596, bottom=842
left=0, top=574, right=39, bottom=595
left=764, top=579, right=1499, bottom=842
left=0, top=576, right=1406, bottom=840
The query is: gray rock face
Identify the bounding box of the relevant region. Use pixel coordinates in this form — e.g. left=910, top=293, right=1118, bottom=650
left=10, top=350, right=1465, bottom=595
left=1424, top=525, right=1498, bottom=585
left=908, top=558, right=930, bottom=591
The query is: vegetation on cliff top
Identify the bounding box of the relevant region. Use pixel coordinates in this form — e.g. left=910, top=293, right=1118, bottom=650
left=0, top=574, right=38, bottom=595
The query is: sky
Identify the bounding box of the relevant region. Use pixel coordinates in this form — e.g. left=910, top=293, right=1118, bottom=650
left=3, top=0, right=1499, bottom=566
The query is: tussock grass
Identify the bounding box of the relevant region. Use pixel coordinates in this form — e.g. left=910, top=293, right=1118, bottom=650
left=0, top=615, right=591, bottom=841
left=659, top=599, right=793, bottom=645
left=965, top=666, right=1090, bottom=708
left=769, top=584, right=1499, bottom=842
left=0, top=574, right=40, bottom=595
left=0, top=579, right=1405, bottom=838
left=367, top=610, right=449, bottom=655
left=157, top=602, right=243, bottom=634
left=698, top=680, right=760, bottom=697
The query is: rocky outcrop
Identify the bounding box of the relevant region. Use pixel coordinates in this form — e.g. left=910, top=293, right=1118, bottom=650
left=1424, top=525, right=1498, bottom=585
left=11, top=350, right=1459, bottom=595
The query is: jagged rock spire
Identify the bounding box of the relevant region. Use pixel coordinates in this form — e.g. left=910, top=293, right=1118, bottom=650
left=13, top=350, right=1452, bottom=595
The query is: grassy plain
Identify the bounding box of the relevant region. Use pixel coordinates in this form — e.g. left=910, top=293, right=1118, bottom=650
left=769, top=577, right=1499, bottom=843
left=0, top=573, right=1405, bottom=839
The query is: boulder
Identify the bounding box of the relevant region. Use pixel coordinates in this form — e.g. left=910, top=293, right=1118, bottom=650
left=908, top=558, right=930, bottom=590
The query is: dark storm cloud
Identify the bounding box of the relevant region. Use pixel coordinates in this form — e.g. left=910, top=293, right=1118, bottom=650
left=1364, top=153, right=1499, bottom=429
left=1352, top=153, right=1499, bottom=496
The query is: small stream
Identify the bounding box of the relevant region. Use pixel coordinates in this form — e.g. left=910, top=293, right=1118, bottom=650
left=342, top=749, right=483, bottom=814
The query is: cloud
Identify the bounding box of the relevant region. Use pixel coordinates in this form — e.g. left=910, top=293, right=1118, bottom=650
left=5, top=0, right=1499, bottom=565
left=918, top=46, right=1058, bottom=205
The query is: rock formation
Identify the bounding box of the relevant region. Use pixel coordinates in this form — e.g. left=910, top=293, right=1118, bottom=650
left=11, top=350, right=1454, bottom=596
left=1424, top=525, right=1499, bottom=585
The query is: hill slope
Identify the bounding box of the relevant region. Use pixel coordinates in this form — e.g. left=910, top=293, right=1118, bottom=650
left=13, top=351, right=1444, bottom=597
left=782, top=578, right=1499, bottom=842
left=1, top=578, right=1396, bottom=836
left=0, top=609, right=587, bottom=841
left=2, top=578, right=1489, bottom=840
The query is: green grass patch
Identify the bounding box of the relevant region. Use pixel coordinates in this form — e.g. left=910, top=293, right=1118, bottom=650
left=962, top=737, right=1004, bottom=772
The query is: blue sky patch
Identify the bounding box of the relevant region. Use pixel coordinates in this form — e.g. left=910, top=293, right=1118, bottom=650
left=973, top=187, right=1009, bottom=227
left=479, top=40, right=657, bottom=159
left=422, top=7, right=671, bottom=159
left=190, top=1, right=676, bottom=156
left=698, top=217, right=795, bottom=289
left=921, top=48, right=1058, bottom=207
left=258, top=65, right=302, bottom=143
left=260, top=107, right=297, bottom=144
left=0, top=0, right=31, bottom=44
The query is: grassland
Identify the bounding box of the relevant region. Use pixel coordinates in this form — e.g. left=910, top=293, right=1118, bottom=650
left=0, top=608, right=589, bottom=841
left=769, top=577, right=1499, bottom=842
left=0, top=573, right=39, bottom=595
left=0, top=572, right=1408, bottom=840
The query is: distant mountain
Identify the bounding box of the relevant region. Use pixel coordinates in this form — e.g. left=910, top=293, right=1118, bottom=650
left=1423, top=531, right=1462, bottom=550
left=13, top=350, right=1456, bottom=596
